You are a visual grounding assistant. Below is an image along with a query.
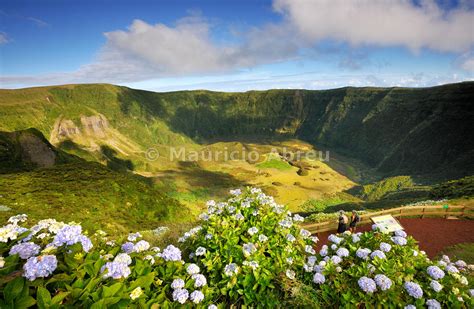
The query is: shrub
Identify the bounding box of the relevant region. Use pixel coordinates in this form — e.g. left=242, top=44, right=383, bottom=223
left=179, top=187, right=317, bottom=306
left=298, top=227, right=474, bottom=308
left=0, top=189, right=472, bottom=308
left=0, top=217, right=210, bottom=307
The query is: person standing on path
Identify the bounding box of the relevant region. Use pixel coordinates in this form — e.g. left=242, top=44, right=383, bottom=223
left=337, top=210, right=348, bottom=234
left=349, top=210, right=360, bottom=233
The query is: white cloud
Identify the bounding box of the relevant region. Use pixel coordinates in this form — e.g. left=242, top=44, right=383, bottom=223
left=0, top=32, right=9, bottom=44
left=1, top=0, right=474, bottom=89
left=273, top=0, right=474, bottom=52
left=102, top=16, right=300, bottom=75
left=457, top=51, right=474, bottom=71
left=27, top=17, right=49, bottom=27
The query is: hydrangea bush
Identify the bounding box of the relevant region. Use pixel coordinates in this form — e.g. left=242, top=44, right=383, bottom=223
left=301, top=225, right=474, bottom=308
left=178, top=187, right=317, bottom=306
left=0, top=189, right=473, bottom=308
left=0, top=216, right=209, bottom=307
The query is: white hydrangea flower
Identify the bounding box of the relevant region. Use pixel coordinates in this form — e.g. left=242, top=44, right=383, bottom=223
left=224, top=263, right=239, bottom=276
left=248, top=227, right=258, bottom=236
left=286, top=269, right=296, bottom=280
left=195, top=247, right=207, bottom=256
left=186, top=263, right=200, bottom=275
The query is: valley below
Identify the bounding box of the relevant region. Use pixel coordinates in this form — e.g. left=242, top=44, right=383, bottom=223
left=0, top=82, right=473, bottom=233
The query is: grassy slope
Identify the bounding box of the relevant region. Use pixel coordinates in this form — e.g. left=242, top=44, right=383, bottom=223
left=0, top=161, right=187, bottom=234
left=0, top=129, right=187, bottom=234
left=1, top=82, right=473, bottom=179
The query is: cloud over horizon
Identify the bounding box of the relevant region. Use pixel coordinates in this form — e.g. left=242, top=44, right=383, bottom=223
left=1, top=0, right=473, bottom=89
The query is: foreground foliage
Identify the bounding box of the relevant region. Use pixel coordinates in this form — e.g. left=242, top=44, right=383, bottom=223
left=0, top=188, right=473, bottom=308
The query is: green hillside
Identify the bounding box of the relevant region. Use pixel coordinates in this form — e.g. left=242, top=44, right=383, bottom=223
left=0, top=129, right=186, bottom=233
left=1, top=82, right=472, bottom=179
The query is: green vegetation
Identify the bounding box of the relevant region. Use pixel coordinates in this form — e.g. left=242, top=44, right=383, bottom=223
left=1, top=190, right=472, bottom=308
left=256, top=158, right=292, bottom=170
left=355, top=176, right=415, bottom=201
left=0, top=129, right=186, bottom=234
left=301, top=192, right=361, bottom=213
left=0, top=83, right=473, bottom=224
left=0, top=162, right=186, bottom=233
left=437, top=243, right=474, bottom=265
left=430, top=176, right=474, bottom=199
left=1, top=82, right=473, bottom=179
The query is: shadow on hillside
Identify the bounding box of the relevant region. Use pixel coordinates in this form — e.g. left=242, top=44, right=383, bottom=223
left=156, top=161, right=248, bottom=192
left=100, top=145, right=134, bottom=172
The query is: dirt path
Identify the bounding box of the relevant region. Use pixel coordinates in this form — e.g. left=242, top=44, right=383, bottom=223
left=314, top=218, right=474, bottom=258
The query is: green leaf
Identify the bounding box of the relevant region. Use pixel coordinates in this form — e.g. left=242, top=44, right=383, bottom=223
left=102, top=283, right=123, bottom=298
left=14, top=296, right=36, bottom=308
left=36, top=287, right=52, bottom=309
left=51, top=292, right=70, bottom=305
left=130, top=272, right=155, bottom=290
left=4, top=277, right=25, bottom=302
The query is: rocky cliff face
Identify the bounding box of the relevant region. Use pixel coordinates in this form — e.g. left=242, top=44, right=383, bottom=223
left=51, top=114, right=109, bottom=143
left=0, top=128, right=75, bottom=172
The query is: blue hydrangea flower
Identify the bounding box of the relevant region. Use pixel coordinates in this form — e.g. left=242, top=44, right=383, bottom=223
left=374, top=274, right=392, bottom=291
left=10, top=242, right=40, bottom=259
left=328, top=234, right=342, bottom=244
left=426, top=299, right=441, bottom=309
left=114, top=253, right=132, bottom=265
left=352, top=234, right=360, bottom=243
left=77, top=235, right=93, bottom=252
left=172, top=288, right=189, bottom=304
left=190, top=290, right=204, bottom=304
left=192, top=274, right=207, bottom=288
left=23, top=255, right=57, bottom=281
left=370, top=250, right=386, bottom=259
left=319, top=245, right=328, bottom=256
left=445, top=264, right=459, bottom=274
left=121, top=242, right=134, bottom=253
left=379, top=242, right=392, bottom=252
left=101, top=261, right=131, bottom=279
left=391, top=236, right=407, bottom=246
left=307, top=255, right=317, bottom=266
left=101, top=253, right=132, bottom=279
left=430, top=280, right=443, bottom=292
left=171, top=278, right=185, bottom=289
left=404, top=281, right=423, bottom=299
left=52, top=225, right=82, bottom=245
left=127, top=232, right=142, bottom=242
left=161, top=245, right=182, bottom=261
left=330, top=255, right=342, bottom=264
left=454, top=260, right=467, bottom=268
left=51, top=225, right=92, bottom=252
left=404, top=305, right=416, bottom=309
left=313, top=273, right=325, bottom=284
left=356, top=248, right=371, bottom=260
left=394, top=230, right=407, bottom=238
left=133, top=240, right=150, bottom=253
left=427, top=266, right=445, bottom=280
left=336, top=248, right=349, bottom=258
left=358, top=276, right=377, bottom=293
left=186, top=263, right=200, bottom=275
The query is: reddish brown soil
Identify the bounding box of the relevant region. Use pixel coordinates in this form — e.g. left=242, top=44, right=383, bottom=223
left=314, top=218, right=474, bottom=258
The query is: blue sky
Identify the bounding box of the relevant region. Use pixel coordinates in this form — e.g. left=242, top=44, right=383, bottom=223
left=1, top=0, right=473, bottom=91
